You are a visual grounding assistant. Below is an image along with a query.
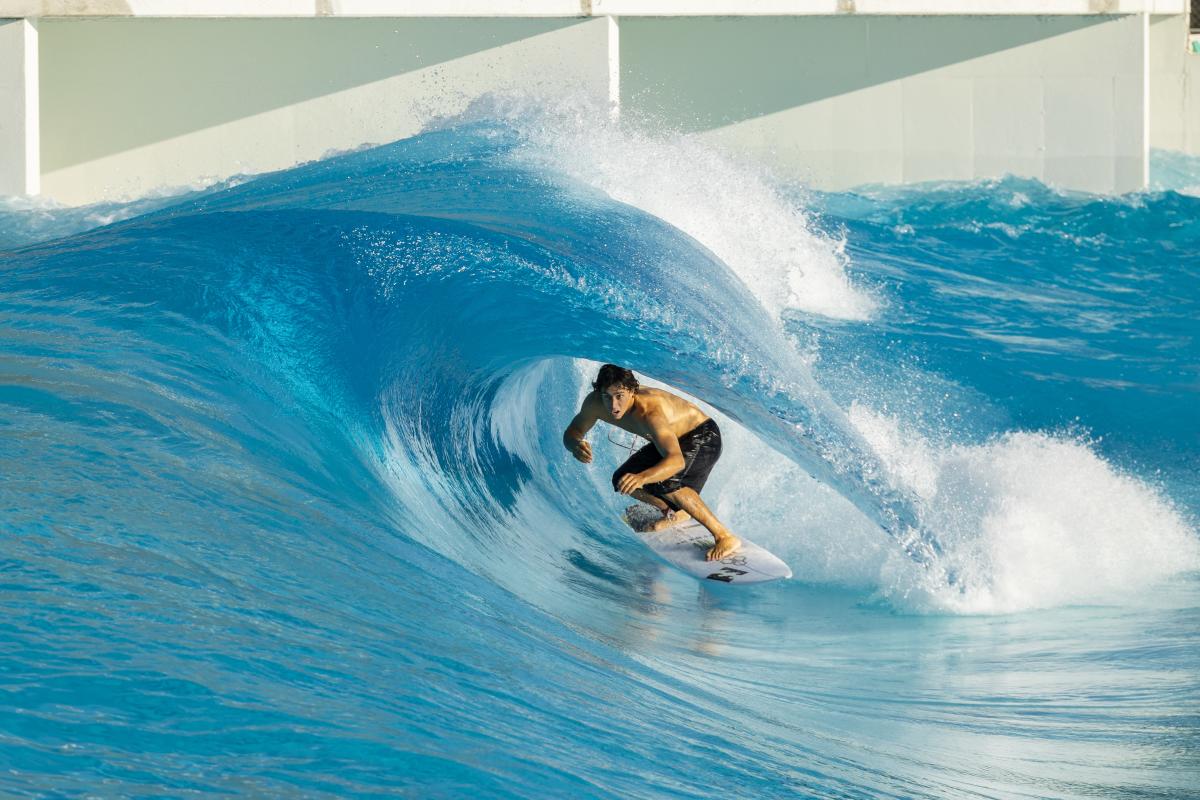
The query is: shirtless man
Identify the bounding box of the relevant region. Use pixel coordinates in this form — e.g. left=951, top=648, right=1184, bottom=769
left=562, top=364, right=741, bottom=561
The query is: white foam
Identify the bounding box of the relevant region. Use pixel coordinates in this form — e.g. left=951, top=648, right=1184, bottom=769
left=528, top=129, right=875, bottom=322
left=849, top=406, right=1200, bottom=614
left=447, top=94, right=877, bottom=322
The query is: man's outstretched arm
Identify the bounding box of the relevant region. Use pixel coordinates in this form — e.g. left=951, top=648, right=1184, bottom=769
left=563, top=394, right=599, bottom=464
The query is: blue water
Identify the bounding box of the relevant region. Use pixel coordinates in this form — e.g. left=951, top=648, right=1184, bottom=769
left=2, top=117, right=1198, bottom=798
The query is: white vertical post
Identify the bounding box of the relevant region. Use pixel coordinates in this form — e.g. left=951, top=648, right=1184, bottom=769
left=607, top=15, right=620, bottom=119
left=1140, top=11, right=1150, bottom=188
left=0, top=18, right=39, bottom=197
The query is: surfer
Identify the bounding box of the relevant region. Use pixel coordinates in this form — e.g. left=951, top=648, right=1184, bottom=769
left=562, top=364, right=741, bottom=561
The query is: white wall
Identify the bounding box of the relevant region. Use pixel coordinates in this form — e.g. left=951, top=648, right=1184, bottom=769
left=621, top=15, right=1151, bottom=193
left=38, top=17, right=611, bottom=204
left=22, top=11, right=1200, bottom=203
left=0, top=18, right=38, bottom=196
left=1149, top=12, right=1200, bottom=153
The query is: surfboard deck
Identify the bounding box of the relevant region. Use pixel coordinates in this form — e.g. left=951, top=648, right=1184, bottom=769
left=622, top=504, right=792, bottom=584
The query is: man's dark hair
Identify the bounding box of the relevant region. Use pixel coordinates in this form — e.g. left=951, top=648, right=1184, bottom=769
left=592, top=364, right=639, bottom=393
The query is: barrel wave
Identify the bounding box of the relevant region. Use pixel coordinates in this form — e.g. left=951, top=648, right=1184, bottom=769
left=2, top=113, right=1198, bottom=798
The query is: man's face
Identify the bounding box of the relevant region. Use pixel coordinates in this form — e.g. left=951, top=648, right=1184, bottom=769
left=602, top=384, right=635, bottom=419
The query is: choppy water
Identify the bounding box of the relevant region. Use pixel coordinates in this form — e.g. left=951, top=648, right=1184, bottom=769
left=2, top=109, right=1198, bottom=798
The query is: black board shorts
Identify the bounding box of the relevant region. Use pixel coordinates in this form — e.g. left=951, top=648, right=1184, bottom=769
left=612, top=419, right=722, bottom=512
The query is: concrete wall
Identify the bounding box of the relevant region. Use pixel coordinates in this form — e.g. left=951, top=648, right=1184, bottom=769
left=621, top=15, right=1151, bottom=193
left=10, top=10, right=1200, bottom=203
left=1149, top=12, right=1200, bottom=153
left=37, top=17, right=611, bottom=204
left=0, top=18, right=38, bottom=195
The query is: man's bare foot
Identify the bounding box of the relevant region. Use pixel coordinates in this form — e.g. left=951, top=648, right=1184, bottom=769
left=641, top=509, right=691, bottom=533
left=706, top=534, right=742, bottom=561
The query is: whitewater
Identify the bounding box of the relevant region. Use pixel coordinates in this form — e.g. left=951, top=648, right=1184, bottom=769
left=2, top=106, right=1198, bottom=798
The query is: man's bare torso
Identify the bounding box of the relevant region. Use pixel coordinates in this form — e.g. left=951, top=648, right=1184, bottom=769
left=590, top=387, right=709, bottom=442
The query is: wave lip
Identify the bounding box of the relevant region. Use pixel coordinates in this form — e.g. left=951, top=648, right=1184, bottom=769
left=485, top=95, right=879, bottom=322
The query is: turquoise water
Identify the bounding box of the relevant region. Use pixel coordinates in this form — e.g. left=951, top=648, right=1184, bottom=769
left=1, top=117, right=1198, bottom=798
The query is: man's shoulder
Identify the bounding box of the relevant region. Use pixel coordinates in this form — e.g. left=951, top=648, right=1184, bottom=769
left=637, top=398, right=672, bottom=427
left=639, top=388, right=679, bottom=413
left=642, top=386, right=687, bottom=403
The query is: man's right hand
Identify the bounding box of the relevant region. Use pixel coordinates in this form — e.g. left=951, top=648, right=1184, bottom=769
left=572, top=440, right=593, bottom=464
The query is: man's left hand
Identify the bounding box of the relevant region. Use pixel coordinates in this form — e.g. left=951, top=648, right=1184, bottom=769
left=616, top=473, right=646, bottom=495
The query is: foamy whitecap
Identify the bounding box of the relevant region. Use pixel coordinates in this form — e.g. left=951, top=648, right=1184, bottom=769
left=444, top=94, right=878, bottom=322
left=530, top=123, right=877, bottom=323
left=850, top=406, right=1200, bottom=614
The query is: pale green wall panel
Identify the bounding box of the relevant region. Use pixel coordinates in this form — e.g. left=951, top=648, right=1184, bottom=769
left=620, top=15, right=1149, bottom=192
left=39, top=17, right=608, bottom=203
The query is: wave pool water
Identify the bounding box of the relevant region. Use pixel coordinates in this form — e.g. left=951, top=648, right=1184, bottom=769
left=2, top=109, right=1198, bottom=798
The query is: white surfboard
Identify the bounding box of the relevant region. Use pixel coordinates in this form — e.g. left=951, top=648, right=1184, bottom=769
left=622, top=505, right=792, bottom=584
